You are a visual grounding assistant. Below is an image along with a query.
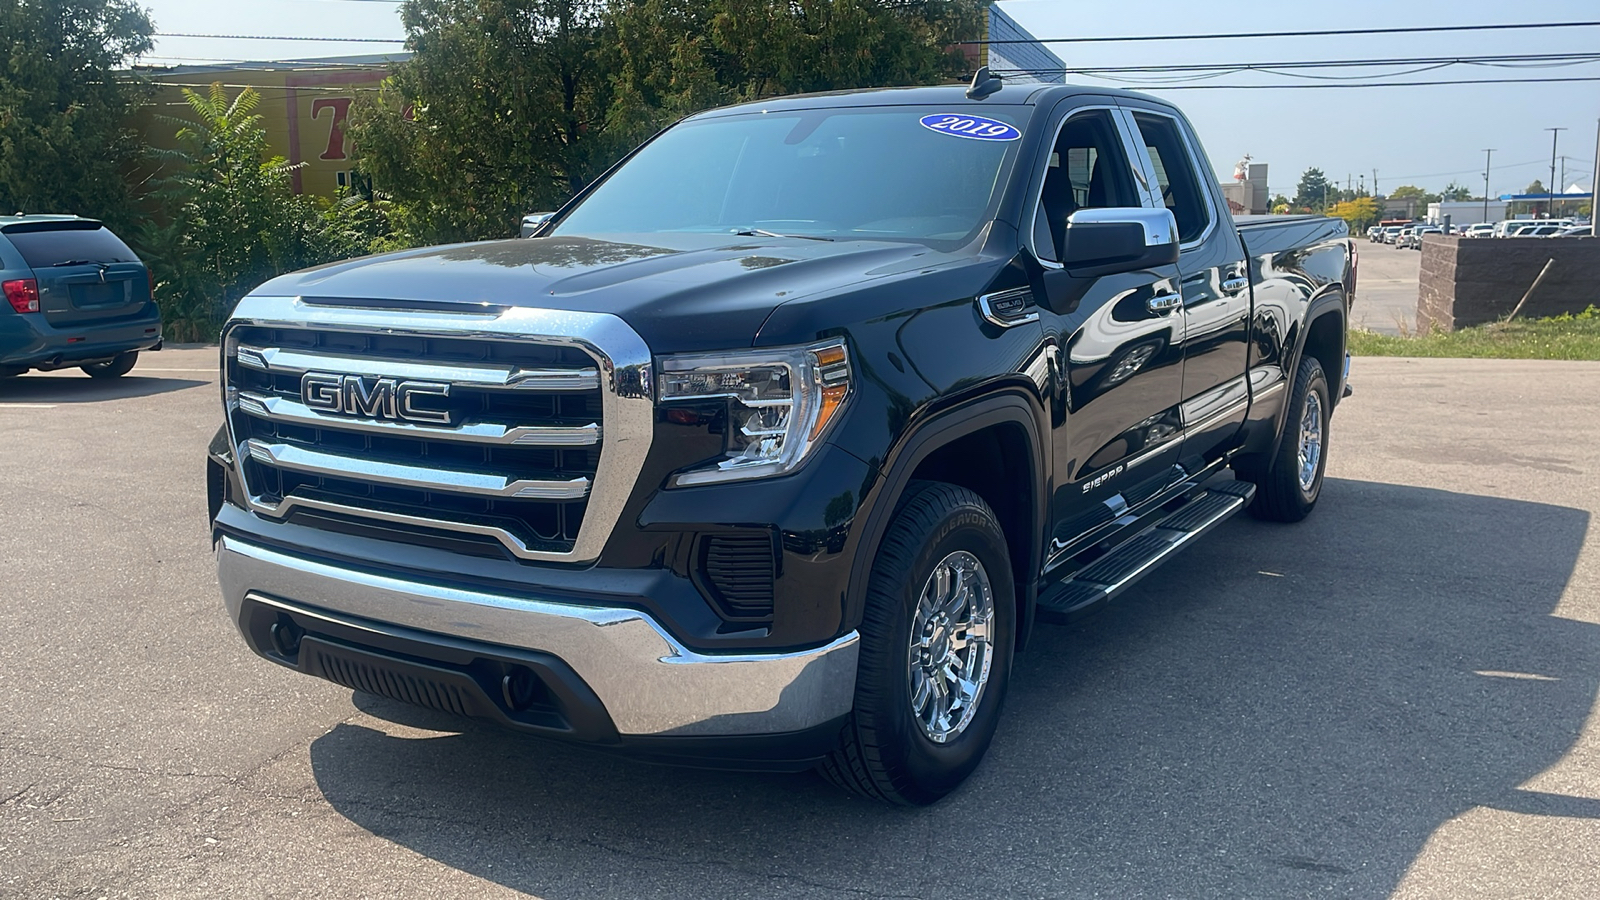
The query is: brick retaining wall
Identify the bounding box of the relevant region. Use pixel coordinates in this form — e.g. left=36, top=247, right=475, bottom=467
left=1416, top=235, right=1600, bottom=331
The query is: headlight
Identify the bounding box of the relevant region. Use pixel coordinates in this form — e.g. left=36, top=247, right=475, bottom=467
left=658, top=340, right=851, bottom=486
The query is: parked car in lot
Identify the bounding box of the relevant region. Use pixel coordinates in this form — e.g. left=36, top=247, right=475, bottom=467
left=1366, top=225, right=1384, bottom=242
left=1509, top=224, right=1563, bottom=238
left=1553, top=226, right=1592, bottom=237
left=0, top=216, right=161, bottom=378
left=208, top=79, right=1355, bottom=804
left=1465, top=223, right=1496, bottom=238
left=1403, top=225, right=1443, bottom=249
left=1380, top=225, right=1405, bottom=244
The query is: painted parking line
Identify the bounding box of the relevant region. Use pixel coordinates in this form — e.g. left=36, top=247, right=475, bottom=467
left=0, top=403, right=59, bottom=409
left=135, top=368, right=219, bottom=373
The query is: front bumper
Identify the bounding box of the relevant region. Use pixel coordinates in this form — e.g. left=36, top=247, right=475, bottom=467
left=218, top=536, right=860, bottom=742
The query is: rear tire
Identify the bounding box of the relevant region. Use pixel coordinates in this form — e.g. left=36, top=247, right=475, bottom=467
left=81, top=351, right=138, bottom=379
left=1240, top=355, right=1329, bottom=523
left=820, top=481, right=1015, bottom=805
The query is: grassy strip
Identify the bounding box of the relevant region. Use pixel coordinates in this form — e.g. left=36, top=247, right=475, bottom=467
left=1348, top=307, right=1600, bottom=360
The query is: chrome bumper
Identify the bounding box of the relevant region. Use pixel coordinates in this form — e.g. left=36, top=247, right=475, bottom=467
left=216, top=537, right=859, bottom=737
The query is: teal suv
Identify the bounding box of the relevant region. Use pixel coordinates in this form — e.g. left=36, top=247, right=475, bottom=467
left=1, top=216, right=162, bottom=378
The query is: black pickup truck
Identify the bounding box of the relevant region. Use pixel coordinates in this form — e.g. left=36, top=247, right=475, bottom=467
left=207, top=77, right=1354, bottom=805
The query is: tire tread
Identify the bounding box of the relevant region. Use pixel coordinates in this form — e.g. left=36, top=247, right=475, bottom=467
left=821, top=480, right=1005, bottom=805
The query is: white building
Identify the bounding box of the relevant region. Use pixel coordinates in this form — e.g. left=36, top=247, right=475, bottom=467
left=1427, top=200, right=1507, bottom=227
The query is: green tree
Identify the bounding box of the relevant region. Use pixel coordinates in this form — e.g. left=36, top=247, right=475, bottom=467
left=1294, top=168, right=1331, bottom=211
left=351, top=0, right=986, bottom=244
left=352, top=0, right=621, bottom=245
left=1440, top=181, right=1474, bottom=202
left=141, top=84, right=325, bottom=339
left=0, top=0, right=153, bottom=227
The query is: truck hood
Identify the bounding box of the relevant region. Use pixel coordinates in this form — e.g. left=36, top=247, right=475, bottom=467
left=250, top=233, right=954, bottom=352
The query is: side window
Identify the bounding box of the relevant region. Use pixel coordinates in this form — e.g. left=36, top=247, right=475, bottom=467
left=1033, top=110, right=1140, bottom=261
left=1132, top=112, right=1212, bottom=244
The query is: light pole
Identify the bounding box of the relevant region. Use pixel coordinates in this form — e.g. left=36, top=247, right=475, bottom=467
left=1546, top=127, right=1567, bottom=218
left=1482, top=149, right=1494, bottom=223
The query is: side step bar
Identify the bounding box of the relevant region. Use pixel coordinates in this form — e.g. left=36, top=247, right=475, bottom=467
left=1037, top=480, right=1255, bottom=619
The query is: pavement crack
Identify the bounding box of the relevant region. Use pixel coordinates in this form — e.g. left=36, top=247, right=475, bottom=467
left=0, top=782, right=36, bottom=806
left=6, top=747, right=231, bottom=782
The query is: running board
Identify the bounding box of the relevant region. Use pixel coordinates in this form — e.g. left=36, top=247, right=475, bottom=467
left=1037, top=480, right=1255, bottom=619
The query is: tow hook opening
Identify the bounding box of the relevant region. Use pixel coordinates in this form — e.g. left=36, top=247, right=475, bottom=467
left=270, top=616, right=304, bottom=657
left=499, top=665, right=547, bottom=712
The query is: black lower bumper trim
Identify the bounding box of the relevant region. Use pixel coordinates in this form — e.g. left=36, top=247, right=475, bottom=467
left=237, top=594, right=848, bottom=770
left=239, top=594, right=620, bottom=743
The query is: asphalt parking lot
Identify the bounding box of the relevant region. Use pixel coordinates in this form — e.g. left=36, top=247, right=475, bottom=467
left=3, top=348, right=1598, bottom=899
left=1352, top=239, right=1421, bottom=334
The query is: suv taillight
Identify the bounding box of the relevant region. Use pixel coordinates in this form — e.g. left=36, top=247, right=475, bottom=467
left=3, top=278, right=39, bottom=313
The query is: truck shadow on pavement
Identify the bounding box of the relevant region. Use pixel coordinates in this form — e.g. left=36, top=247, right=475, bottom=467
left=0, top=373, right=206, bottom=403
left=307, top=478, right=1598, bottom=899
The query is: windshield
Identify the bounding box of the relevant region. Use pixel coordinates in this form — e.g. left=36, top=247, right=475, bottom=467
left=553, top=105, right=1028, bottom=246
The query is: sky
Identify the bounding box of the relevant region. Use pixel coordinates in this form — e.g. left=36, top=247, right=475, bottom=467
left=136, top=0, right=1600, bottom=200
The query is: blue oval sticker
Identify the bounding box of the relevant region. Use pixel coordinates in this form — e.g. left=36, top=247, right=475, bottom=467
left=919, top=113, right=1021, bottom=141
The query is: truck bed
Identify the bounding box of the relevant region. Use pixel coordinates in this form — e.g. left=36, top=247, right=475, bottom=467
left=1233, top=213, right=1349, bottom=257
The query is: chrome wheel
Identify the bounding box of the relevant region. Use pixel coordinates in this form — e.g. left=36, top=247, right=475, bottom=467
left=908, top=550, right=995, bottom=744
left=1297, top=390, right=1324, bottom=492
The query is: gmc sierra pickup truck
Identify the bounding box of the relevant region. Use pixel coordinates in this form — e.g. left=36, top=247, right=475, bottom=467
left=207, top=75, right=1354, bottom=805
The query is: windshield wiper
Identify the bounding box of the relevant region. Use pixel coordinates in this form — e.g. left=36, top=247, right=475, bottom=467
left=49, top=259, right=119, bottom=267
left=732, top=228, right=834, bottom=242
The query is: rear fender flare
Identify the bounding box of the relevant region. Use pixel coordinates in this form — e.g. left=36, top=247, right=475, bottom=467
left=1269, top=286, right=1346, bottom=452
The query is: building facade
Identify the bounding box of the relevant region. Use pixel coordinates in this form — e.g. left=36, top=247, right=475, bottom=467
left=135, top=56, right=404, bottom=197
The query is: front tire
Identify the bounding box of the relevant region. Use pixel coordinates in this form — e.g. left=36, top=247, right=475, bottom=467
left=821, top=482, right=1015, bottom=805
left=81, top=351, right=138, bottom=379
left=1241, top=355, right=1330, bottom=523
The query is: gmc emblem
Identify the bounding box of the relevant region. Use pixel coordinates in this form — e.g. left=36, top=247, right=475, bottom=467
left=301, top=372, right=453, bottom=425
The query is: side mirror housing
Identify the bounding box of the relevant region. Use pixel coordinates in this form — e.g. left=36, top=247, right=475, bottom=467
left=1060, top=207, right=1180, bottom=277
left=521, top=212, right=555, bottom=238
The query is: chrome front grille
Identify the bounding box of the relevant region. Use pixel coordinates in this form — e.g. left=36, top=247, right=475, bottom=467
left=221, top=297, right=654, bottom=564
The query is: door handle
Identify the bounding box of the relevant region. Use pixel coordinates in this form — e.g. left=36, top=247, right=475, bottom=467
left=1221, top=275, right=1250, bottom=294
left=1147, top=292, right=1183, bottom=313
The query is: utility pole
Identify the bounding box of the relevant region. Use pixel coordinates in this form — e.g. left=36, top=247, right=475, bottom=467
left=1546, top=127, right=1567, bottom=218
left=1359, top=174, right=1365, bottom=196
left=1372, top=168, right=1379, bottom=196
left=1482, top=149, right=1494, bottom=224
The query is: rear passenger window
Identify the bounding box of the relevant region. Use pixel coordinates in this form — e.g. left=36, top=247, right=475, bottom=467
left=1034, top=110, right=1140, bottom=261
left=3, top=225, right=138, bottom=269
left=1132, top=113, right=1211, bottom=244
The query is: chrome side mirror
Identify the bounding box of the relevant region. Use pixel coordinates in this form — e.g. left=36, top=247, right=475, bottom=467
left=1060, top=207, right=1180, bottom=276
left=521, top=212, right=555, bottom=238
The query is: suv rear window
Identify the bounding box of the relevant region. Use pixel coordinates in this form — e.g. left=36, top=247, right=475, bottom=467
left=3, top=224, right=138, bottom=269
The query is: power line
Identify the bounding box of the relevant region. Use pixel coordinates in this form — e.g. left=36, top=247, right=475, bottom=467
left=155, top=32, right=405, bottom=44
left=1094, top=75, right=1600, bottom=90
left=1013, top=51, right=1600, bottom=75
left=962, top=20, right=1600, bottom=45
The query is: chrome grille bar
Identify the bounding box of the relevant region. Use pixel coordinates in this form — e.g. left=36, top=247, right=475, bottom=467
left=235, top=391, right=602, bottom=446
left=244, top=439, right=591, bottom=500
left=236, top=345, right=600, bottom=391
left=224, top=297, right=656, bottom=564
